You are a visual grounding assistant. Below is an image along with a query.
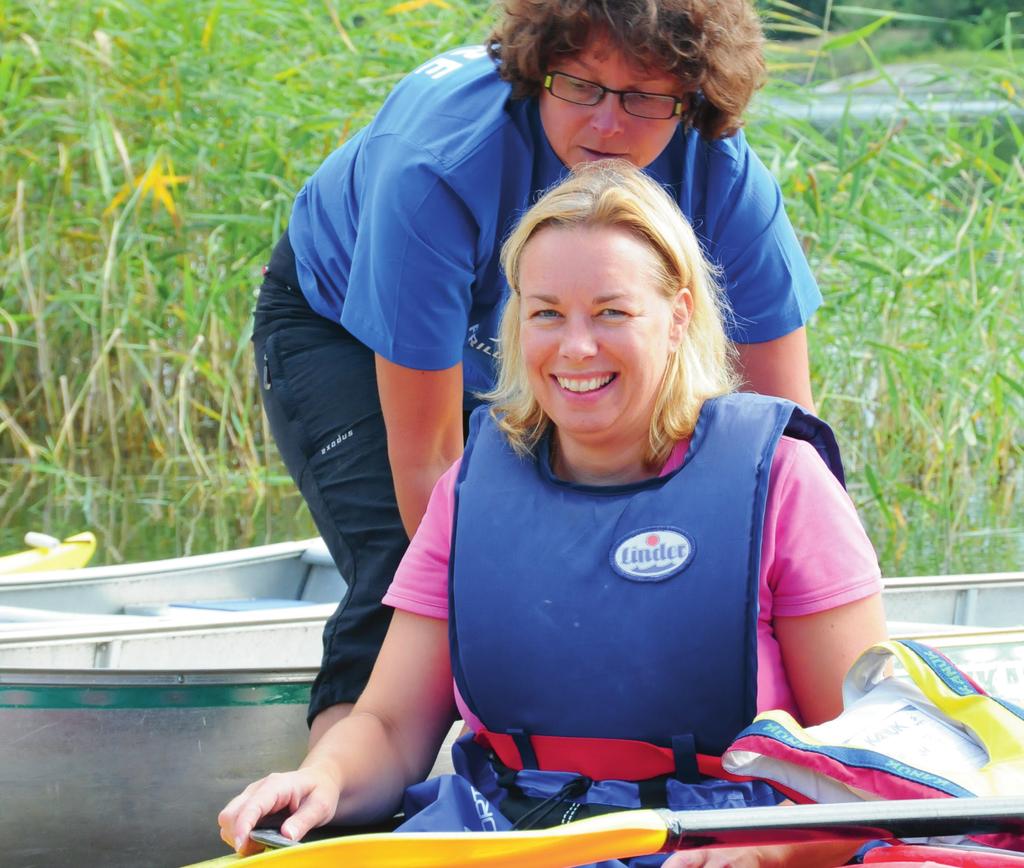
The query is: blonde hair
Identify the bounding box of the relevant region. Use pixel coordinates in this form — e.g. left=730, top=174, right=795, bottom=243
left=486, top=160, right=739, bottom=467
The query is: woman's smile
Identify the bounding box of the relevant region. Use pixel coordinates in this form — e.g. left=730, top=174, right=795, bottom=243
left=554, top=373, right=616, bottom=394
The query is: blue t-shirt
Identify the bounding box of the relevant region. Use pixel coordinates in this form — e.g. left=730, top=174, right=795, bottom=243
left=288, top=45, right=821, bottom=401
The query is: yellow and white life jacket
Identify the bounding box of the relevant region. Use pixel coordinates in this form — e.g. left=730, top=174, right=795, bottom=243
left=722, top=640, right=1024, bottom=804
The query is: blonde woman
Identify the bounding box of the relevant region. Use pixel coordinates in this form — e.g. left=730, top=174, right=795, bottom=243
left=222, top=162, right=886, bottom=867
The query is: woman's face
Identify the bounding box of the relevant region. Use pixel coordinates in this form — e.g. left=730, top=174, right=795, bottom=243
left=518, top=224, right=692, bottom=463
left=538, top=37, right=685, bottom=169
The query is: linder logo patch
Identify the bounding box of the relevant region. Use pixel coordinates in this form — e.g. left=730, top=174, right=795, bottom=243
left=610, top=527, right=694, bottom=582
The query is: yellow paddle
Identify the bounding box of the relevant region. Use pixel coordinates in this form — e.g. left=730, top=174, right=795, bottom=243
left=187, top=797, right=1024, bottom=867
left=0, top=531, right=97, bottom=574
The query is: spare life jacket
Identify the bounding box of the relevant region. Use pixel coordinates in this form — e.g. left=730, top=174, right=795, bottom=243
left=723, top=639, right=1024, bottom=803
left=449, top=393, right=844, bottom=793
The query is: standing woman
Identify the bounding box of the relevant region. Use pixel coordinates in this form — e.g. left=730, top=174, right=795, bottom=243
left=254, top=0, right=824, bottom=741
left=223, top=162, right=886, bottom=868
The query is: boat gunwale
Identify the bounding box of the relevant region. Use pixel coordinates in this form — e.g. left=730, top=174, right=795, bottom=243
left=0, top=537, right=328, bottom=589
left=890, top=625, right=1024, bottom=645
left=0, top=666, right=319, bottom=687
left=883, top=571, right=1024, bottom=590
left=0, top=601, right=338, bottom=644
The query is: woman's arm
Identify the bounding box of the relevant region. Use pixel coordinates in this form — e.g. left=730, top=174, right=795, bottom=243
left=735, top=327, right=814, bottom=412
left=664, top=839, right=863, bottom=868
left=700, top=134, right=820, bottom=412
left=761, top=435, right=888, bottom=723
left=219, top=610, right=455, bottom=853
left=376, top=355, right=465, bottom=537
left=774, top=593, right=888, bottom=725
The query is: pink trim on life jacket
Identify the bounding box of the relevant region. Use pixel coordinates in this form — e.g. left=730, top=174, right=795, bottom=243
left=864, top=843, right=1024, bottom=866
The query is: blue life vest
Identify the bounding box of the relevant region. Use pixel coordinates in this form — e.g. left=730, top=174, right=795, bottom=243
left=397, top=395, right=844, bottom=864
left=449, top=393, right=844, bottom=777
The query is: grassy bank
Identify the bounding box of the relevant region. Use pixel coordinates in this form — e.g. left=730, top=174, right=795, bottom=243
left=1, top=0, right=1022, bottom=573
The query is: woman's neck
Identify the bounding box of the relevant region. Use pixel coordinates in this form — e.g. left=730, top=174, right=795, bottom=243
left=550, top=432, right=657, bottom=485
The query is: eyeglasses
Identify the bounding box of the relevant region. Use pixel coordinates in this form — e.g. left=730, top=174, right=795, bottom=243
left=543, top=71, right=685, bottom=121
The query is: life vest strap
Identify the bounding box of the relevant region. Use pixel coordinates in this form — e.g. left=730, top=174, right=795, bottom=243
left=476, top=729, right=748, bottom=784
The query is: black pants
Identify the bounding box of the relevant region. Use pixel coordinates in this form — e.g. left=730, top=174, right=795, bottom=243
left=252, top=233, right=406, bottom=724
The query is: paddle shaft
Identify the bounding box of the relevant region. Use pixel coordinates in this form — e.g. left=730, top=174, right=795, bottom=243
left=196, top=798, right=1024, bottom=868
left=660, top=797, right=1024, bottom=850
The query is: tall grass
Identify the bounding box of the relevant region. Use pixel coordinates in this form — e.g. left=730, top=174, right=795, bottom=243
left=755, top=5, right=1024, bottom=572
left=1, top=0, right=492, bottom=558
left=1, top=0, right=1021, bottom=572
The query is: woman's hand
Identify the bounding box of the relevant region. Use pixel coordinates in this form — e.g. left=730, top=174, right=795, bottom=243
left=665, top=841, right=862, bottom=868
left=217, top=765, right=342, bottom=855
left=662, top=847, right=767, bottom=868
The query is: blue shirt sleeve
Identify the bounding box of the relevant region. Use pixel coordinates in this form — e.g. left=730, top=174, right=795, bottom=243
left=340, top=134, right=479, bottom=371
left=702, top=132, right=821, bottom=344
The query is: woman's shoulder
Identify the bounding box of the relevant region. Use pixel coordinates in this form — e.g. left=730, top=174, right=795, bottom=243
left=701, top=125, right=750, bottom=158
left=772, top=434, right=841, bottom=485
left=365, top=47, right=528, bottom=174
left=766, top=435, right=881, bottom=608
left=676, top=125, right=752, bottom=171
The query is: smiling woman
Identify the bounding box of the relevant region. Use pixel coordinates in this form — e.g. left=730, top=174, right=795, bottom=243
left=516, top=225, right=688, bottom=483
left=218, top=162, right=888, bottom=868
left=490, top=162, right=736, bottom=483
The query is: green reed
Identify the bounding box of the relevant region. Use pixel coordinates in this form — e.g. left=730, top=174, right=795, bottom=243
left=754, top=10, right=1024, bottom=572
left=1, top=0, right=1021, bottom=572
left=0, top=0, right=493, bottom=556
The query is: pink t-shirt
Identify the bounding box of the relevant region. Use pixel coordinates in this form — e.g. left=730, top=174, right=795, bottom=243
left=383, top=435, right=882, bottom=729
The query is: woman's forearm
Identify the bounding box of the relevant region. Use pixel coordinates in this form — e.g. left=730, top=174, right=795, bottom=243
left=376, top=356, right=465, bottom=537
left=664, top=838, right=864, bottom=868
left=300, top=709, right=411, bottom=824
left=220, top=613, right=454, bottom=851
left=301, top=613, right=457, bottom=825
left=734, top=328, right=814, bottom=412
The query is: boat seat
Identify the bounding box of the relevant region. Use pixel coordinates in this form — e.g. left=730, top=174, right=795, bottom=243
left=122, top=599, right=320, bottom=616
left=298, top=564, right=348, bottom=603
left=0, top=604, right=101, bottom=623
left=167, top=599, right=318, bottom=612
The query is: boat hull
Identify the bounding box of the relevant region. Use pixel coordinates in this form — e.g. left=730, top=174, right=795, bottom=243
left=0, top=669, right=312, bottom=867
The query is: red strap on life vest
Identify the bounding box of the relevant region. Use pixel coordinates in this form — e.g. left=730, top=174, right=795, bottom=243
left=473, top=728, right=811, bottom=804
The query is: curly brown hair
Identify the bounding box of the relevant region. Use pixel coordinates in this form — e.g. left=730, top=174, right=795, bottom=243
left=487, top=0, right=765, bottom=140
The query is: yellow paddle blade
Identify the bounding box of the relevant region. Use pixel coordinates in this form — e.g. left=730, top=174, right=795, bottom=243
left=185, top=809, right=668, bottom=867
left=0, top=531, right=97, bottom=574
